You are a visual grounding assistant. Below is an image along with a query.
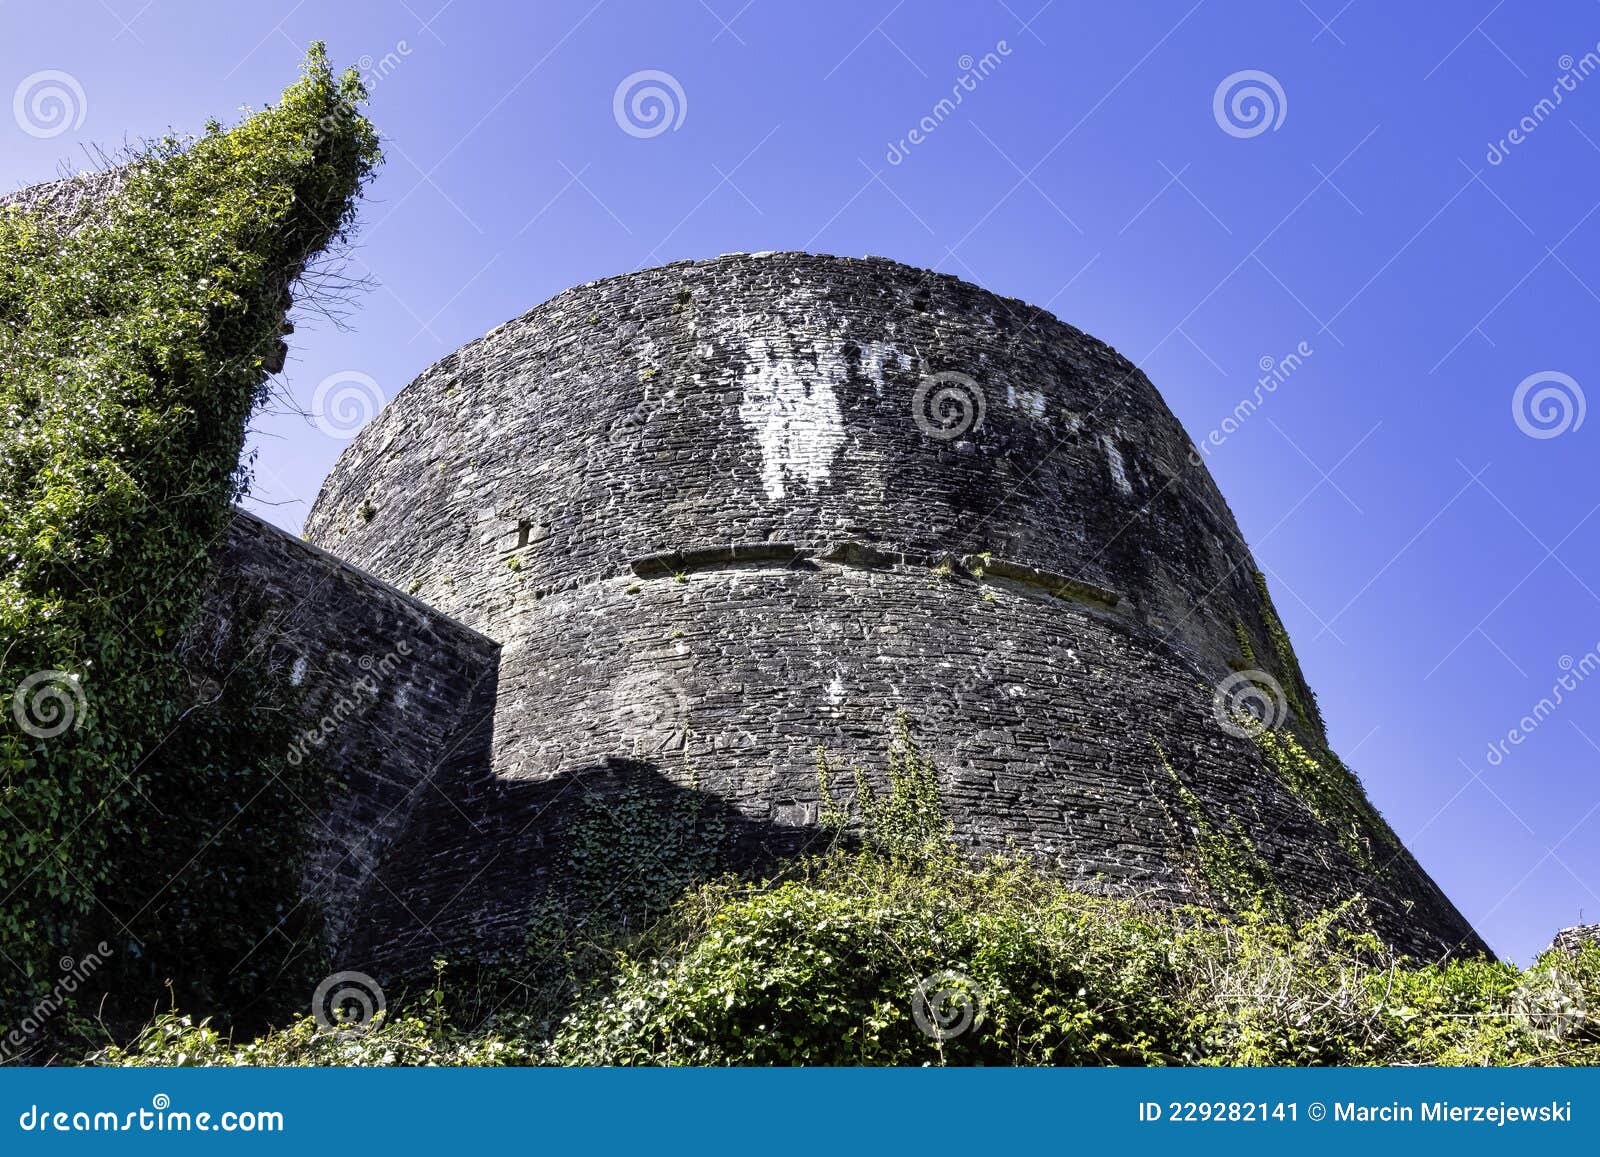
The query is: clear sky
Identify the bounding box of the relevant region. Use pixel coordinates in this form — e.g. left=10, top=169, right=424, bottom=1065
left=6, top=0, right=1598, bottom=963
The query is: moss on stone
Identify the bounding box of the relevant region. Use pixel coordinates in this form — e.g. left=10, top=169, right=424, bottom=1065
left=1252, top=725, right=1399, bottom=873
left=1231, top=617, right=1256, bottom=670
left=1251, top=570, right=1321, bottom=736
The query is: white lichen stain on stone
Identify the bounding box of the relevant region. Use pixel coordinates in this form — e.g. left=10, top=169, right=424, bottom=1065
left=858, top=341, right=908, bottom=397
left=827, top=671, right=845, bottom=705
left=290, top=655, right=308, bottom=686
left=1006, top=384, right=1047, bottom=419
left=738, top=337, right=845, bottom=500
left=1101, top=434, right=1133, bottom=496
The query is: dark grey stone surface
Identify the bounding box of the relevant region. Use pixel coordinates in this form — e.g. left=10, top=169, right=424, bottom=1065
left=1551, top=925, right=1600, bottom=956
left=5, top=156, right=1488, bottom=968
left=186, top=511, right=500, bottom=949
left=297, top=252, right=1485, bottom=968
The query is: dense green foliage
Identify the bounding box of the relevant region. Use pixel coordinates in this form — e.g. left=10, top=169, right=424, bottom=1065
left=547, top=860, right=1597, bottom=1066
left=0, top=47, right=378, bottom=1032
left=92, top=730, right=1598, bottom=1067
left=92, top=852, right=1599, bottom=1067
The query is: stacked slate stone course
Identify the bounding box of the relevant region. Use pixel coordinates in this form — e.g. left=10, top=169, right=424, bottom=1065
left=302, top=251, right=1485, bottom=970
left=0, top=160, right=1492, bottom=971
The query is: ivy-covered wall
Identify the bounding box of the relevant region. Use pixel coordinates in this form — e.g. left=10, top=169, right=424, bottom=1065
left=0, top=46, right=379, bottom=1034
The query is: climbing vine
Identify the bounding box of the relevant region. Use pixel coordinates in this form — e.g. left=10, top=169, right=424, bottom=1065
left=1251, top=725, right=1399, bottom=872
left=1152, top=741, right=1286, bottom=917
left=560, top=763, right=730, bottom=930
left=0, top=45, right=378, bottom=1030
left=817, top=712, right=952, bottom=859
left=1250, top=569, right=1322, bottom=735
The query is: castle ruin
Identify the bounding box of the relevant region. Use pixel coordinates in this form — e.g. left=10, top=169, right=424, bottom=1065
left=4, top=167, right=1488, bottom=972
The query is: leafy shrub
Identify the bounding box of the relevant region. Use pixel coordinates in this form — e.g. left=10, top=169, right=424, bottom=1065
left=548, top=857, right=1598, bottom=1067
left=0, top=45, right=378, bottom=1035
left=95, top=854, right=1600, bottom=1068
left=92, top=729, right=1600, bottom=1068
left=550, top=852, right=1187, bottom=1065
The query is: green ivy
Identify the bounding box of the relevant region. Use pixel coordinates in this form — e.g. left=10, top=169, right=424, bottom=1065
left=93, top=867, right=1600, bottom=1069
left=1251, top=725, right=1399, bottom=872
left=0, top=45, right=378, bottom=1032
left=817, top=712, right=951, bottom=859
left=1153, top=741, right=1287, bottom=918
left=90, top=734, right=1600, bottom=1068
left=560, top=764, right=729, bottom=932
left=1251, top=569, right=1321, bottom=735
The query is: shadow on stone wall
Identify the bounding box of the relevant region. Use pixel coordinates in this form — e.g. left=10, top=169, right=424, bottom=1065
left=338, top=750, right=828, bottom=988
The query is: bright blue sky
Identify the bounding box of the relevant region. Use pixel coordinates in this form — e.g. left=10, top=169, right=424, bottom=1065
left=6, top=1, right=1599, bottom=964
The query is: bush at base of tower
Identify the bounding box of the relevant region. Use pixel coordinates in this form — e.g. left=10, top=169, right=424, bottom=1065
left=92, top=846, right=1599, bottom=1068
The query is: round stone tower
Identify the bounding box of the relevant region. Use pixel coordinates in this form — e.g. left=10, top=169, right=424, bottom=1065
left=305, top=252, right=1482, bottom=969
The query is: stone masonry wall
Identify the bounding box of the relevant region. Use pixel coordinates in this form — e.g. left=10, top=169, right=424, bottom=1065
left=305, top=252, right=1484, bottom=969
left=184, top=510, right=500, bottom=949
